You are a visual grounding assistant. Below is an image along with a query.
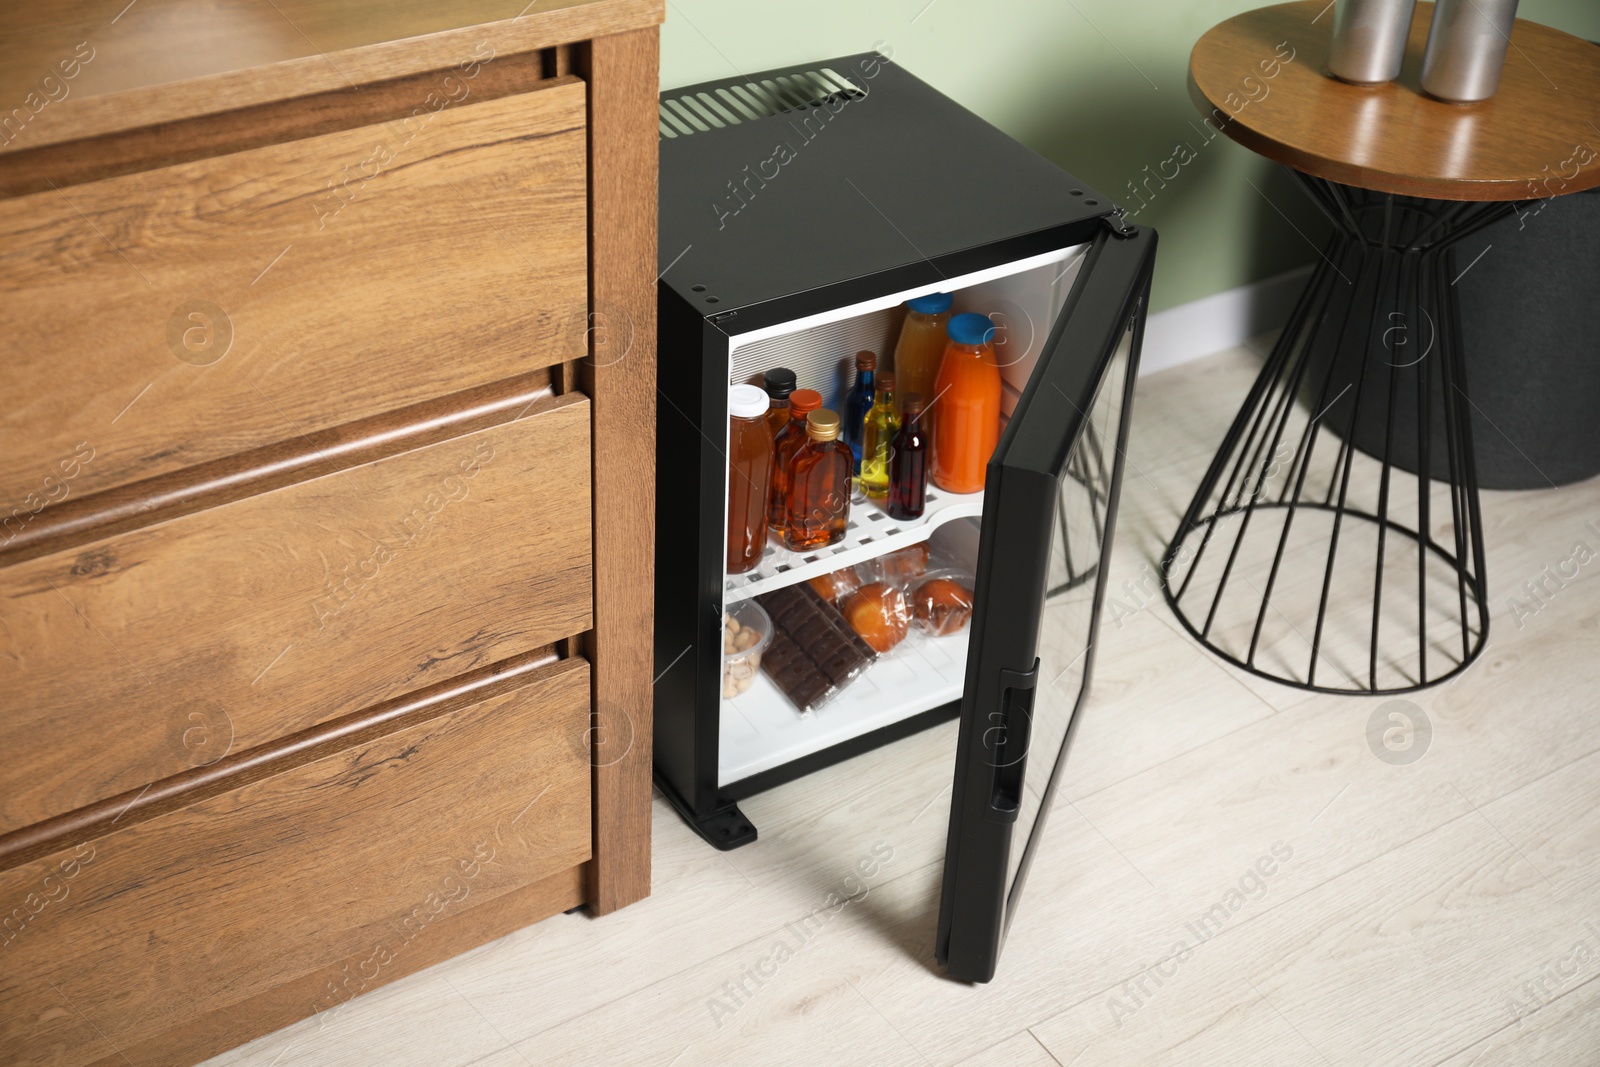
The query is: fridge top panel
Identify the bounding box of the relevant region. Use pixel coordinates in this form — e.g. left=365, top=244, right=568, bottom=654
left=658, top=53, right=1113, bottom=329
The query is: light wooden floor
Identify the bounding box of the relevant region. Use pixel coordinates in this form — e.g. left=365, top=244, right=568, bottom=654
left=208, top=343, right=1600, bottom=1067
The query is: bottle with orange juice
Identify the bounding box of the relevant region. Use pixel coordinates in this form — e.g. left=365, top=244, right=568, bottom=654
left=930, top=313, right=1001, bottom=495
left=892, top=293, right=952, bottom=427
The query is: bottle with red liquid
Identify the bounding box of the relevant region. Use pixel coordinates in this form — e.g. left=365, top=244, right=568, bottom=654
left=784, top=409, right=852, bottom=551
left=931, top=313, right=1002, bottom=495
left=888, top=392, right=929, bottom=520
left=726, top=384, right=774, bottom=574
left=767, top=388, right=823, bottom=533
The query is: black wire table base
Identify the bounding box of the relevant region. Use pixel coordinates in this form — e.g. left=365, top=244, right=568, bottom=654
left=1161, top=171, right=1524, bottom=695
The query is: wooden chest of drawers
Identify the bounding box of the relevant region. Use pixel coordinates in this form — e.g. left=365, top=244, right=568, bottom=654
left=0, top=2, right=660, bottom=1063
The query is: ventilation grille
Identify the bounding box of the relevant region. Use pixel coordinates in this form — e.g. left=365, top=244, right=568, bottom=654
left=659, top=68, right=865, bottom=140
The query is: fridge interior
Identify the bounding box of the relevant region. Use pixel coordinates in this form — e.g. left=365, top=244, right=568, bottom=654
left=718, top=243, right=1091, bottom=788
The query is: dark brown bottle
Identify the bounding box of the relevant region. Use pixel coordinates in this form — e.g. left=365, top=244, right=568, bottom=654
left=768, top=388, right=823, bottom=532
left=888, top=392, right=929, bottom=521
left=784, top=410, right=853, bottom=551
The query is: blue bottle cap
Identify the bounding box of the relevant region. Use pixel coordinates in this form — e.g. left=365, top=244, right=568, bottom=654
left=947, top=312, right=997, bottom=347
left=906, top=292, right=953, bottom=314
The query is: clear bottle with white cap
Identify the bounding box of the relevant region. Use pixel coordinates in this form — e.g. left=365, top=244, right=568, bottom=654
left=726, top=384, right=774, bottom=574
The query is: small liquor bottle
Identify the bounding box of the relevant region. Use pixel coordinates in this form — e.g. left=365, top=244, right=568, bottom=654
left=888, top=392, right=929, bottom=521
left=784, top=409, right=853, bottom=551
left=768, top=388, right=823, bottom=533
left=859, top=373, right=900, bottom=500
left=762, top=367, right=798, bottom=436
left=844, top=350, right=877, bottom=475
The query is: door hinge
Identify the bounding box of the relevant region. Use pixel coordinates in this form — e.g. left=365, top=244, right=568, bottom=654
left=1102, top=209, right=1138, bottom=239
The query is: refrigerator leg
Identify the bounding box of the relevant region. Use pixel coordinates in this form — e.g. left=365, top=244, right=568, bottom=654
left=654, top=773, right=759, bottom=850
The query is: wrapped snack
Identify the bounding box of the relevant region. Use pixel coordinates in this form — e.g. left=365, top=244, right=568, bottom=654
left=757, top=584, right=877, bottom=713
left=722, top=601, right=771, bottom=700
left=910, top=570, right=976, bottom=637
left=807, top=565, right=862, bottom=606
left=862, top=543, right=929, bottom=586
left=843, top=581, right=911, bottom=653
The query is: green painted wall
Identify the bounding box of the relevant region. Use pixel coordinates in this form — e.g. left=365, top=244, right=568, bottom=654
left=661, top=1, right=1600, bottom=314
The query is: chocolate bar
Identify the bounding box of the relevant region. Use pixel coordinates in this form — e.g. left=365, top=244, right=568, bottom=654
left=756, top=583, right=877, bottom=713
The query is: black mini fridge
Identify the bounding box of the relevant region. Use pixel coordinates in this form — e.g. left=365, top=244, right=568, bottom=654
left=653, top=53, right=1156, bottom=982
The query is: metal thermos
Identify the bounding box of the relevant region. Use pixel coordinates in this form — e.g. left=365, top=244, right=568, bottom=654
left=1421, top=0, right=1520, bottom=102
left=1329, top=0, right=1419, bottom=84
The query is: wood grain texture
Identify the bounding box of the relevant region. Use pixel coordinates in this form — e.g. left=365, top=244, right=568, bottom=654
left=0, top=644, right=562, bottom=872
left=0, top=50, right=559, bottom=199
left=0, top=398, right=593, bottom=835
left=0, top=656, right=592, bottom=1067
left=0, top=368, right=554, bottom=570
left=88, top=865, right=586, bottom=1067
left=1188, top=1, right=1600, bottom=200
left=579, top=27, right=658, bottom=916
left=0, top=81, right=587, bottom=511
left=0, top=0, right=663, bottom=153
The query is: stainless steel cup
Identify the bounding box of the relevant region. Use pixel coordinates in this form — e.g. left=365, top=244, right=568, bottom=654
left=1329, top=0, right=1420, bottom=84
left=1421, top=0, right=1519, bottom=102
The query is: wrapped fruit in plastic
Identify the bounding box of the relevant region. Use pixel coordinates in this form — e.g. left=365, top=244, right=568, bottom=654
left=807, top=565, right=862, bottom=606
left=869, top=542, right=930, bottom=584
left=909, top=570, right=976, bottom=637
left=842, top=581, right=911, bottom=653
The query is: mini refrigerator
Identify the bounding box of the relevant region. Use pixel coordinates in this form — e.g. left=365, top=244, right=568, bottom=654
left=653, top=53, right=1156, bottom=982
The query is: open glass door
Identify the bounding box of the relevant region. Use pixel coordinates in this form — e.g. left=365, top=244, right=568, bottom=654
left=936, top=225, right=1155, bottom=982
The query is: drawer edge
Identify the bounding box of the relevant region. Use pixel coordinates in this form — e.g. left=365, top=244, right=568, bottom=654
left=0, top=648, right=582, bottom=874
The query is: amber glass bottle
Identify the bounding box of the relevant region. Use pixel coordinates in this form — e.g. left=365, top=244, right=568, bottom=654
left=726, top=385, right=774, bottom=574
left=784, top=409, right=852, bottom=551
left=767, top=388, right=823, bottom=532
left=931, top=313, right=1002, bottom=495
left=888, top=392, right=929, bottom=520
left=763, top=367, right=797, bottom=436
left=859, top=373, right=900, bottom=500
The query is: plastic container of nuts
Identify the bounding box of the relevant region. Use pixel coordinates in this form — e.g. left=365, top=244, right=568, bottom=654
left=722, top=600, right=771, bottom=700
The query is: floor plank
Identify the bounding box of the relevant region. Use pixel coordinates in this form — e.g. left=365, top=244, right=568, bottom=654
left=953, top=1030, right=1064, bottom=1067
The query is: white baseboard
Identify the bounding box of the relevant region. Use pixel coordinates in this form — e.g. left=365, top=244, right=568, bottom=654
left=1138, top=265, right=1312, bottom=377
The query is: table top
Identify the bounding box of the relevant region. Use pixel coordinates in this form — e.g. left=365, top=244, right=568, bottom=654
left=1188, top=1, right=1600, bottom=200
left=0, top=0, right=660, bottom=154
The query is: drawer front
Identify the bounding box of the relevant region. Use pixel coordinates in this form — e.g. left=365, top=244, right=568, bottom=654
left=0, top=77, right=587, bottom=513
left=0, top=656, right=592, bottom=1067
left=0, top=396, right=592, bottom=835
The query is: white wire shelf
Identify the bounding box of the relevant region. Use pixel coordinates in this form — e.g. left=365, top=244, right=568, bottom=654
left=723, top=486, right=984, bottom=605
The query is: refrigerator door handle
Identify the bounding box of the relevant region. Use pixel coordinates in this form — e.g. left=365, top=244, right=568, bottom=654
left=984, top=659, right=1040, bottom=823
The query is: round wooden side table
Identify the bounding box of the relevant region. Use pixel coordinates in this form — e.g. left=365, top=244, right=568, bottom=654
left=1162, top=1, right=1600, bottom=694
